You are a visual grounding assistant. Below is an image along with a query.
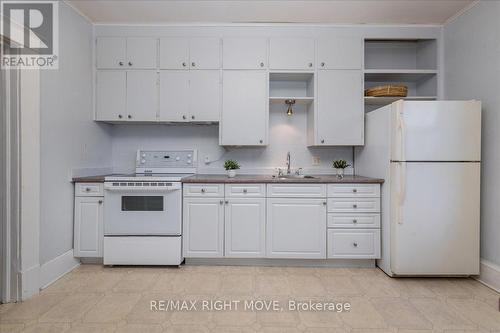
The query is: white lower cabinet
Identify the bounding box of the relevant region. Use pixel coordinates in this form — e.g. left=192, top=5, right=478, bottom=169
left=266, top=198, right=326, bottom=259
left=183, top=197, right=224, bottom=257
left=74, top=193, right=104, bottom=258
left=225, top=198, right=266, bottom=258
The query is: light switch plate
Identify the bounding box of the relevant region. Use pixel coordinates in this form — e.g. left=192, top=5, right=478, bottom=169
left=312, top=156, right=320, bottom=166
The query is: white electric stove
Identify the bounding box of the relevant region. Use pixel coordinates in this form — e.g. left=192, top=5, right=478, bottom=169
left=102, top=150, right=196, bottom=266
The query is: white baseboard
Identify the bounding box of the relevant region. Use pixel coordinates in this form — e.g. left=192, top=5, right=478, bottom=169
left=475, top=259, right=500, bottom=292
left=40, top=249, right=80, bottom=290
left=20, top=264, right=40, bottom=300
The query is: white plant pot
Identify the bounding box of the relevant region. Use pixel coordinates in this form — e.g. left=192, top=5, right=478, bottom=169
left=336, top=168, right=345, bottom=179
left=227, top=170, right=236, bottom=178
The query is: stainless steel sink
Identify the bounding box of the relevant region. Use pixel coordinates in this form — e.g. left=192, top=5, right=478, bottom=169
left=275, top=175, right=317, bottom=180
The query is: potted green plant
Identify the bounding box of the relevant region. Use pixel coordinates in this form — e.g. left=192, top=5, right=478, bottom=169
left=224, top=160, right=240, bottom=178
left=333, top=159, right=350, bottom=179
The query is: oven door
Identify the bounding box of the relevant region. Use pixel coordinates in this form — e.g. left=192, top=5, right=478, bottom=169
left=104, top=183, right=181, bottom=236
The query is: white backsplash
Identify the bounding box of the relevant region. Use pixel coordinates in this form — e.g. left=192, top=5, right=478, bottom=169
left=111, top=104, right=354, bottom=174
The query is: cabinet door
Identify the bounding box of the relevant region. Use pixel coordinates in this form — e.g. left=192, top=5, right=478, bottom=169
left=189, top=70, right=221, bottom=122
left=221, top=70, right=268, bottom=146
left=189, top=37, right=221, bottom=69
left=225, top=198, right=266, bottom=258
left=159, top=71, right=189, bottom=122
left=126, top=37, right=157, bottom=69
left=223, top=37, right=267, bottom=69
left=269, top=38, right=315, bottom=70
left=96, top=37, right=126, bottom=69
left=96, top=71, right=126, bottom=121
left=266, top=198, right=326, bottom=259
left=183, top=198, right=224, bottom=258
left=316, top=70, right=363, bottom=145
left=159, top=37, right=189, bottom=69
left=126, top=71, right=158, bottom=121
left=74, top=197, right=103, bottom=257
left=317, top=37, right=362, bottom=70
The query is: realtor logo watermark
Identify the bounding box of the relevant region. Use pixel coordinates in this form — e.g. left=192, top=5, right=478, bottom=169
left=1, top=0, right=58, bottom=69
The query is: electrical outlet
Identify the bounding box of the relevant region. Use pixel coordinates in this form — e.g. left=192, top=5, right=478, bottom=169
left=312, top=156, right=320, bottom=166
left=204, top=156, right=210, bottom=164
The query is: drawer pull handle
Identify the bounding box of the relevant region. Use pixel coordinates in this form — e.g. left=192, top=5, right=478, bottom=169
left=353, top=242, right=358, bottom=247
left=85, top=188, right=91, bottom=192
left=353, top=204, right=358, bottom=208
left=353, top=219, right=358, bottom=224
left=201, top=188, right=206, bottom=193
left=352, top=189, right=357, bottom=193
left=243, top=189, right=247, bottom=193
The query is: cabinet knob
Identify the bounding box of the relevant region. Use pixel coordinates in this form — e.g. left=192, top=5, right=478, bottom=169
left=353, top=204, right=358, bottom=208
left=128, top=61, right=132, bottom=66
left=323, top=201, right=327, bottom=205
left=353, top=189, right=357, bottom=193
left=225, top=200, right=229, bottom=204
left=118, top=114, right=123, bottom=119
left=182, top=115, right=187, bottom=120
left=321, top=62, right=325, bottom=67
left=260, top=62, right=264, bottom=67
left=119, top=61, right=124, bottom=66
left=201, top=188, right=206, bottom=193
left=191, top=115, right=195, bottom=120
left=308, top=62, right=313, bottom=67
left=191, top=62, right=195, bottom=67
left=127, top=115, right=132, bottom=119
left=85, top=187, right=91, bottom=192
left=353, top=219, right=358, bottom=224
left=98, top=200, right=103, bottom=204
left=182, top=62, right=187, bottom=67
left=321, top=139, right=325, bottom=144
left=259, top=140, right=263, bottom=144
left=220, top=200, right=224, bottom=205
left=353, top=242, right=358, bottom=247
left=243, top=189, right=248, bottom=193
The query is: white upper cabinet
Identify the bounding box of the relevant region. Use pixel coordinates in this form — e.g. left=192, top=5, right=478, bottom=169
left=269, top=38, right=315, bottom=70
left=126, top=71, right=158, bottom=121
left=96, top=71, right=126, bottom=121
left=317, top=36, right=363, bottom=70
left=189, top=37, right=221, bottom=69
left=221, top=70, right=268, bottom=146
left=126, top=37, right=157, bottom=69
left=96, top=37, right=157, bottom=69
left=159, top=71, right=190, bottom=122
left=316, top=70, right=364, bottom=145
left=159, top=38, right=189, bottom=69
left=223, top=37, right=267, bottom=69
left=160, top=37, right=221, bottom=70
left=96, top=37, right=126, bottom=69
left=189, top=70, right=221, bottom=121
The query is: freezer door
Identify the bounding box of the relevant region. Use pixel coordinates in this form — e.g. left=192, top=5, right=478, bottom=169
left=390, top=162, right=480, bottom=275
left=391, top=101, right=481, bottom=162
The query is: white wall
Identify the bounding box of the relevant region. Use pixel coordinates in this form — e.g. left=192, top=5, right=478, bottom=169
left=444, top=1, right=500, bottom=265
left=112, top=104, right=353, bottom=174
left=39, top=3, right=113, bottom=265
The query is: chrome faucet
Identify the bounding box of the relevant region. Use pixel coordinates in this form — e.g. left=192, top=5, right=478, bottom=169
left=286, top=152, right=291, bottom=175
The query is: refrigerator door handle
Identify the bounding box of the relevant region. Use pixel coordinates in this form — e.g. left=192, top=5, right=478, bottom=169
left=398, top=161, right=406, bottom=225
left=397, top=104, right=406, bottom=162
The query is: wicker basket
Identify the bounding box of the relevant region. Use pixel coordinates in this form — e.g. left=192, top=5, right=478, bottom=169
left=365, top=85, right=408, bottom=97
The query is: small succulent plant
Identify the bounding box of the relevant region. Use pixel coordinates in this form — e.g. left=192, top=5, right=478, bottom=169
left=333, top=159, right=350, bottom=169
left=224, top=160, right=240, bottom=171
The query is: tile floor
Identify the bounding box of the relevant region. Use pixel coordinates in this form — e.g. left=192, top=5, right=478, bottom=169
left=1, top=264, right=500, bottom=332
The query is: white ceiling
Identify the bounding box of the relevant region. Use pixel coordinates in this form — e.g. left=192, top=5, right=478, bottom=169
left=67, top=0, right=476, bottom=25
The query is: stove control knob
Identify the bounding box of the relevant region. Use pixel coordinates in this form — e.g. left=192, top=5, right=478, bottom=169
left=175, top=156, right=180, bottom=161
left=141, top=159, right=146, bottom=164
left=187, top=154, right=192, bottom=158
left=187, top=160, right=192, bottom=164
left=142, top=153, right=146, bottom=158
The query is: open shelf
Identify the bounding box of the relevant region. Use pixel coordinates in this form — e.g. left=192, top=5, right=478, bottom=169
left=269, top=97, right=314, bottom=105
left=269, top=72, right=314, bottom=99
left=364, top=39, right=437, bottom=70
left=364, top=96, right=437, bottom=106
left=364, top=69, right=437, bottom=82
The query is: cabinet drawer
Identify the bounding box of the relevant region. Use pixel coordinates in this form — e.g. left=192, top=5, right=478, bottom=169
left=183, top=184, right=224, bottom=197
left=328, top=213, right=380, bottom=228
left=75, top=183, right=104, bottom=197
left=328, top=184, right=380, bottom=198
left=225, top=184, right=265, bottom=198
left=327, top=229, right=380, bottom=259
left=327, top=198, right=380, bottom=213
left=267, top=184, right=326, bottom=198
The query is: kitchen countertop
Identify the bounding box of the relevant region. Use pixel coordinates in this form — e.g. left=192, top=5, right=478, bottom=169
left=181, top=174, right=384, bottom=184
left=72, top=174, right=123, bottom=183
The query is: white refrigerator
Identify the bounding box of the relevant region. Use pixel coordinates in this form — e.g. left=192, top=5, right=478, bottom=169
left=356, top=100, right=481, bottom=276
